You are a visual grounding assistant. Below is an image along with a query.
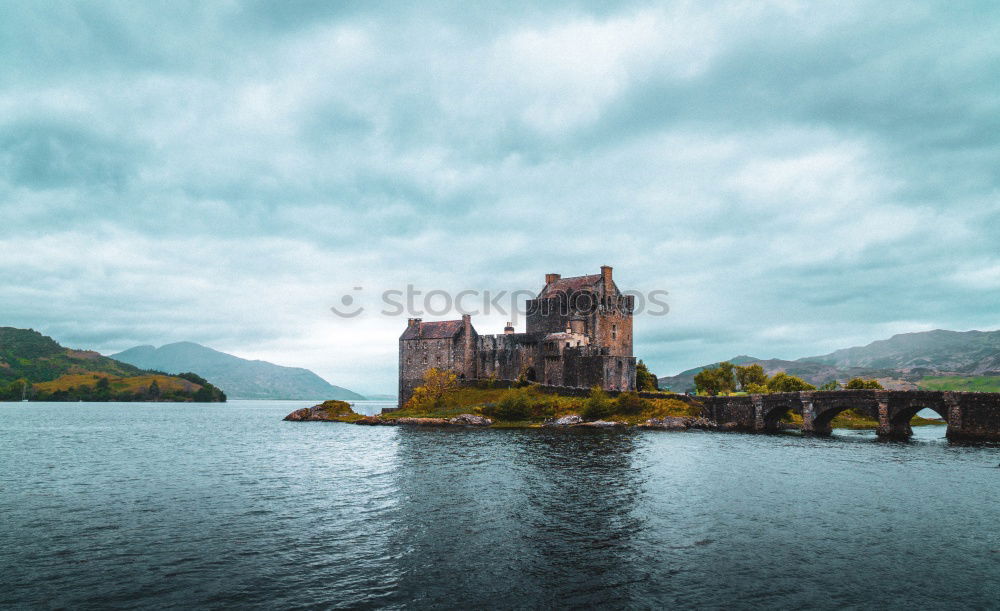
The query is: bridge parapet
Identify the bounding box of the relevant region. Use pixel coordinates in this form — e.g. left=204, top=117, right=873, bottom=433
left=700, top=390, right=1000, bottom=441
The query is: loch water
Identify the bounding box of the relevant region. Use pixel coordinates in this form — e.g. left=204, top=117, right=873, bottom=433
left=1, top=400, right=998, bottom=609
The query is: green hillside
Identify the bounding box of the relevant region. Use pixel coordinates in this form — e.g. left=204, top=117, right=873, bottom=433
left=0, top=327, right=225, bottom=402
left=917, top=376, right=1000, bottom=393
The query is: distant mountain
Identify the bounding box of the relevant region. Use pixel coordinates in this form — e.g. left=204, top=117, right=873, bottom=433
left=0, top=327, right=225, bottom=402
left=658, top=329, right=1000, bottom=392
left=112, top=342, right=364, bottom=400
left=803, top=329, right=1000, bottom=374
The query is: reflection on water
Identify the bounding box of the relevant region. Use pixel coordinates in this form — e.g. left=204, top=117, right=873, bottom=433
left=0, top=402, right=997, bottom=609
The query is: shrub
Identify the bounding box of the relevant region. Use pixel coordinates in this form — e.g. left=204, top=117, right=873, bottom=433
left=845, top=378, right=883, bottom=389
left=481, top=389, right=532, bottom=421
left=614, top=391, right=651, bottom=415
left=767, top=372, right=816, bottom=392
left=583, top=387, right=614, bottom=421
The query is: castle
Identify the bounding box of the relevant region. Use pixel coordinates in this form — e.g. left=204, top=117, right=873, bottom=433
left=398, top=266, right=636, bottom=407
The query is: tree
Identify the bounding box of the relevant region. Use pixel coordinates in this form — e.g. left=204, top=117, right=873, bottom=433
left=735, top=364, right=768, bottom=391
left=767, top=372, right=816, bottom=393
left=635, top=360, right=658, bottom=391
left=94, top=376, right=112, bottom=400
left=845, top=378, right=883, bottom=390
left=818, top=380, right=840, bottom=391
left=405, top=367, right=459, bottom=410
left=148, top=379, right=161, bottom=400
left=694, top=362, right=737, bottom=395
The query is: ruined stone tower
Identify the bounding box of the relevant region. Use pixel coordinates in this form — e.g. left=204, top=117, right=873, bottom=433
left=398, top=267, right=637, bottom=407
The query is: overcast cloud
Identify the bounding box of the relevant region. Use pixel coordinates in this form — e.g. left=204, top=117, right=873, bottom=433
left=2, top=1, right=998, bottom=393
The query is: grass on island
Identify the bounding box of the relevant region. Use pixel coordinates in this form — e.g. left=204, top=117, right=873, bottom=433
left=312, top=400, right=367, bottom=422
left=918, top=376, right=1000, bottom=393
left=389, top=384, right=701, bottom=427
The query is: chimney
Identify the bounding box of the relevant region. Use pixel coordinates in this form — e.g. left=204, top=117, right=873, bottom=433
left=600, top=265, right=613, bottom=295
left=407, top=318, right=422, bottom=328
left=545, top=273, right=561, bottom=285
left=504, top=321, right=515, bottom=334
left=462, top=314, right=474, bottom=378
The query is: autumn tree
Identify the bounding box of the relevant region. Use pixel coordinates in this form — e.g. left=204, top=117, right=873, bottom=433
left=405, top=367, right=459, bottom=410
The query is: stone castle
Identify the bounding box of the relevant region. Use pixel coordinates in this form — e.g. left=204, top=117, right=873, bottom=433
left=398, top=266, right=636, bottom=406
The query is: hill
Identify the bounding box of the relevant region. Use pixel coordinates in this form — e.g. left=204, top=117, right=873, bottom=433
left=803, top=329, right=1000, bottom=374
left=0, top=327, right=225, bottom=402
left=112, top=342, right=364, bottom=400
left=658, top=329, right=1000, bottom=392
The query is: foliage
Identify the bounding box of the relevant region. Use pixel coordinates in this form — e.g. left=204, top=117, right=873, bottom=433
left=766, top=372, right=816, bottom=392
left=694, top=362, right=737, bottom=395
left=735, top=364, right=768, bottom=391
left=845, top=378, right=883, bottom=390
left=514, top=367, right=533, bottom=388
left=744, top=382, right=769, bottom=394
left=635, top=360, right=658, bottom=391
left=582, top=387, right=614, bottom=420
left=818, top=380, right=841, bottom=391
left=404, top=368, right=459, bottom=410
left=614, top=391, right=651, bottom=415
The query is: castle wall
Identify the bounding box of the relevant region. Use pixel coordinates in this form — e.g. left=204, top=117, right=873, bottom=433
left=475, top=333, right=541, bottom=382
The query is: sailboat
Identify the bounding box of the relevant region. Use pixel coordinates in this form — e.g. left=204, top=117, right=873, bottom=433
left=21, top=380, right=28, bottom=402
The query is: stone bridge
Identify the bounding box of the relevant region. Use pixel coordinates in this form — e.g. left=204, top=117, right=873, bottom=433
left=702, top=390, right=1000, bottom=440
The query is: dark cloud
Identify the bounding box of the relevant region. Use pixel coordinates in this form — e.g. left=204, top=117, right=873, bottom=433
left=1, top=1, right=997, bottom=389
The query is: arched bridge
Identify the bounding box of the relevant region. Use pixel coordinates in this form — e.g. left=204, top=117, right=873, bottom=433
left=702, top=390, right=1000, bottom=440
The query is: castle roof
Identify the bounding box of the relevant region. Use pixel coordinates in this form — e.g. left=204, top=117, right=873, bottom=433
left=400, top=319, right=466, bottom=340
left=538, top=274, right=601, bottom=298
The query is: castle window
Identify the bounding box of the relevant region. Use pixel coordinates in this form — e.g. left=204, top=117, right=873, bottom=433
left=612, top=324, right=617, bottom=340
left=566, top=342, right=570, bottom=348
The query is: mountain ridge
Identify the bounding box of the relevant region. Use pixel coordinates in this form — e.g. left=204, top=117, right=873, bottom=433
left=0, top=327, right=225, bottom=402
left=658, top=328, right=1000, bottom=392
left=112, top=341, right=364, bottom=401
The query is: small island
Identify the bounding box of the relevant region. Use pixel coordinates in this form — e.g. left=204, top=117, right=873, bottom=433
left=285, top=368, right=944, bottom=431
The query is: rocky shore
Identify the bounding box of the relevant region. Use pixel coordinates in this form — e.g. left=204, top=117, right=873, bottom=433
left=284, top=403, right=741, bottom=431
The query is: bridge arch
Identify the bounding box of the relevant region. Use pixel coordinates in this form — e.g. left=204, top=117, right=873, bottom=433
left=759, top=394, right=804, bottom=432
left=809, top=395, right=880, bottom=436
left=882, top=394, right=950, bottom=439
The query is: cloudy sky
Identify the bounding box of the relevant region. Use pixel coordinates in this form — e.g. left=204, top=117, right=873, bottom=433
left=2, top=1, right=998, bottom=394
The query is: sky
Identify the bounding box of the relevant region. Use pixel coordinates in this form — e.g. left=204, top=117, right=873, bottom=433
left=2, top=1, right=998, bottom=394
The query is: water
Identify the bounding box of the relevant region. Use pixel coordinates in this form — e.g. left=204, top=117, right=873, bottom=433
left=2, top=401, right=998, bottom=609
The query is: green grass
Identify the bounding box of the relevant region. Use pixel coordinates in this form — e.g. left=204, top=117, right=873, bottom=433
left=917, top=376, right=1000, bottom=393
left=390, top=386, right=701, bottom=425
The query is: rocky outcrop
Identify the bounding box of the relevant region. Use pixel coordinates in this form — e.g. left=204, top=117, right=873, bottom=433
left=544, top=415, right=583, bottom=427
left=450, top=414, right=493, bottom=426
left=640, top=417, right=689, bottom=430
left=283, top=400, right=357, bottom=422
left=640, top=416, right=720, bottom=430
left=577, top=420, right=627, bottom=428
